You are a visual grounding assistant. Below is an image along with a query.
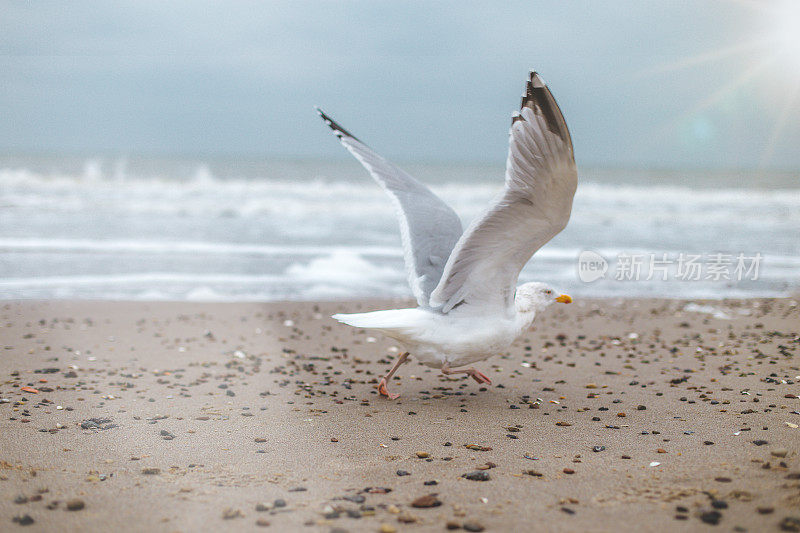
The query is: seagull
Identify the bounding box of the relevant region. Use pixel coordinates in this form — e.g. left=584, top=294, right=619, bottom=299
left=317, top=71, right=577, bottom=399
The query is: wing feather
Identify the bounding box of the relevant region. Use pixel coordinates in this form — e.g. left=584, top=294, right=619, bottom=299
left=316, top=108, right=463, bottom=308
left=429, top=72, right=577, bottom=314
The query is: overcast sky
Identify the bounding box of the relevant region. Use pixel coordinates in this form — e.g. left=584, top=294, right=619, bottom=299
left=2, top=1, right=799, bottom=169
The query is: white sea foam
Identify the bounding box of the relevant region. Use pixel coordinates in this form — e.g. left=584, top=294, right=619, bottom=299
left=1, top=158, right=798, bottom=300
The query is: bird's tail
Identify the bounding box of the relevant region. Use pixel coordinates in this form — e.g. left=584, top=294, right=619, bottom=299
left=331, top=309, right=419, bottom=332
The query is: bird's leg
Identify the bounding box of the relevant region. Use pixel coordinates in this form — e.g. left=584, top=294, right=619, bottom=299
left=377, top=352, right=409, bottom=400
left=440, top=362, right=492, bottom=385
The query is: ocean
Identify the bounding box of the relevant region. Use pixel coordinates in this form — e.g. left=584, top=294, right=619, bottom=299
left=1, top=154, right=798, bottom=301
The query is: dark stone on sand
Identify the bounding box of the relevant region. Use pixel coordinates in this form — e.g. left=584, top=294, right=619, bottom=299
left=700, top=510, right=722, bottom=525
left=14, top=495, right=28, bottom=504
left=423, top=480, right=437, bottom=486
left=714, top=477, right=732, bottom=483
left=411, top=494, right=441, bottom=508
left=66, top=498, right=85, bottom=511
left=396, top=470, right=410, bottom=476
left=80, top=418, right=115, bottom=430
left=711, top=500, right=728, bottom=509
left=12, top=515, right=34, bottom=526
left=288, top=486, right=307, bottom=492
left=752, top=440, right=769, bottom=446
left=141, top=467, right=160, bottom=475
left=561, top=507, right=575, bottom=515
left=462, top=471, right=490, bottom=481
left=344, top=495, right=365, bottom=503
left=592, top=446, right=606, bottom=452
left=780, top=517, right=800, bottom=532
left=273, top=499, right=286, bottom=508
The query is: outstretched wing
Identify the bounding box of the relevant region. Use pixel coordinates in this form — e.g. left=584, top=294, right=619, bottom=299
left=317, top=108, right=463, bottom=308
left=429, top=71, right=577, bottom=314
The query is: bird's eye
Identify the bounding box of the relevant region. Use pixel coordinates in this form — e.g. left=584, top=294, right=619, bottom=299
left=545, top=290, right=552, bottom=295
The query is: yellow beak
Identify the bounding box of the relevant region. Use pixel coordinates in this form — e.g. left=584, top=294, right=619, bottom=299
left=556, top=294, right=572, bottom=304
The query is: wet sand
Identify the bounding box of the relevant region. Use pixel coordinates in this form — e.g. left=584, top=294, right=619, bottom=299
left=1, top=298, right=799, bottom=532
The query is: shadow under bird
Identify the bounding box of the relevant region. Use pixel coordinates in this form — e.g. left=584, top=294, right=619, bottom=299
left=317, top=71, right=577, bottom=399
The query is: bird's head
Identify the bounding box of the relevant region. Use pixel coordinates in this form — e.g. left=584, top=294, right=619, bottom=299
left=514, top=282, right=572, bottom=315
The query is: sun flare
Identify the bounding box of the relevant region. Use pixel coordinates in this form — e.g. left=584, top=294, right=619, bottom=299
left=642, top=0, right=800, bottom=166
left=767, top=0, right=800, bottom=76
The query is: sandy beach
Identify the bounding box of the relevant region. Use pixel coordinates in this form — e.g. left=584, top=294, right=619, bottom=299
left=1, top=297, right=798, bottom=532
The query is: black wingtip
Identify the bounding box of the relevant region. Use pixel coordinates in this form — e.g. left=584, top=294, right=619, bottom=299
left=513, top=70, right=574, bottom=156
left=315, top=107, right=361, bottom=143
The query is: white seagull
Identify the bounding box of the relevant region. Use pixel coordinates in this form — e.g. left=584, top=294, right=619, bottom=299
left=317, top=71, right=577, bottom=399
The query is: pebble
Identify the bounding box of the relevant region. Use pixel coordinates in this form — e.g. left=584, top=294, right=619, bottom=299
left=711, top=500, right=728, bottom=509
left=700, top=510, right=721, bottom=525
left=222, top=508, right=244, bottom=519
left=141, top=468, right=160, bottom=475
left=415, top=451, right=429, bottom=458
left=563, top=468, right=575, bottom=474
left=255, top=518, right=270, bottom=527
left=66, top=498, right=85, bottom=511
left=379, top=524, right=397, bottom=533
left=462, top=471, right=490, bottom=481
left=396, top=470, right=410, bottom=476
left=771, top=448, right=788, bottom=458
left=757, top=507, right=774, bottom=514
left=255, top=503, right=271, bottom=512
left=12, top=515, right=34, bottom=526
left=411, top=494, right=441, bottom=508
left=273, top=499, right=286, bottom=508
left=592, top=446, right=606, bottom=452
left=463, top=522, right=485, bottom=532
left=780, top=517, right=800, bottom=532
